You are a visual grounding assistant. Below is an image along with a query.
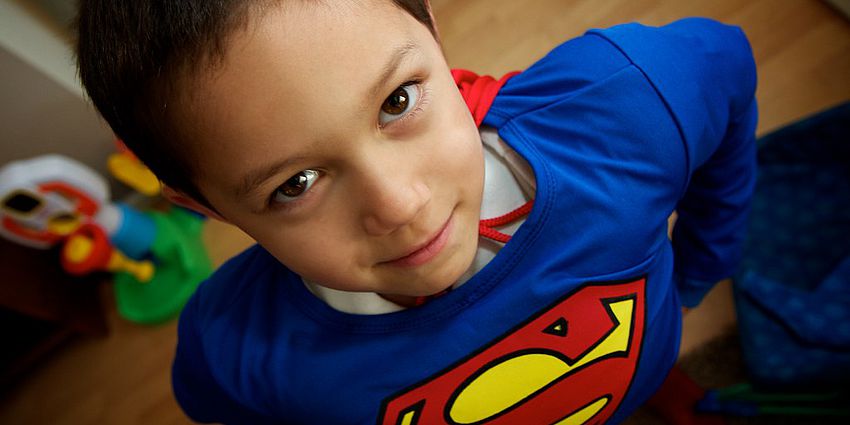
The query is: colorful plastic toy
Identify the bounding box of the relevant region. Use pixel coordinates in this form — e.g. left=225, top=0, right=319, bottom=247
left=697, top=383, right=850, bottom=417
left=0, top=154, right=211, bottom=324
left=108, top=140, right=160, bottom=196
left=61, top=222, right=155, bottom=283
left=0, top=154, right=110, bottom=248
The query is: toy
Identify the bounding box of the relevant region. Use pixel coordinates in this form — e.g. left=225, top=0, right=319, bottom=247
left=0, top=154, right=109, bottom=248
left=107, top=140, right=160, bottom=196
left=697, top=383, right=850, bottom=417
left=0, top=154, right=211, bottom=324
left=113, top=206, right=211, bottom=323
left=61, top=222, right=155, bottom=283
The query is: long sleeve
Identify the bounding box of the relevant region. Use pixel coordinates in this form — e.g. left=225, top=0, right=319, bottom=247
left=672, top=100, right=757, bottom=307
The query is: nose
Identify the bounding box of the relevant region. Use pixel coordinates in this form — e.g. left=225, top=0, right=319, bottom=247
left=359, top=160, right=431, bottom=236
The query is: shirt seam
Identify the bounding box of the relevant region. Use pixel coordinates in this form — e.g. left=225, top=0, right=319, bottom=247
left=584, top=31, right=692, bottom=197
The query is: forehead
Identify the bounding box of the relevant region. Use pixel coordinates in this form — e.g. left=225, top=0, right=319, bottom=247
left=178, top=0, right=430, bottom=184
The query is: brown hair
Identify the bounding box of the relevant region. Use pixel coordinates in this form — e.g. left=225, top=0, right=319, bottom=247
left=76, top=0, right=435, bottom=207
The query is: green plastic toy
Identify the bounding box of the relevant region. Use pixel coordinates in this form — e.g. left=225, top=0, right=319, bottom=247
left=113, top=207, right=212, bottom=324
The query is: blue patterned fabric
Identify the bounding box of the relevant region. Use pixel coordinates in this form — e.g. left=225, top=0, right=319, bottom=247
left=735, top=102, right=850, bottom=389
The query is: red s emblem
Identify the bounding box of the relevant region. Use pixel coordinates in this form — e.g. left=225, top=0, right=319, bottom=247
left=378, top=278, right=646, bottom=425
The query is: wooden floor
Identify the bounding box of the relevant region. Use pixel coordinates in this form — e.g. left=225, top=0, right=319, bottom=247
left=2, top=0, right=849, bottom=423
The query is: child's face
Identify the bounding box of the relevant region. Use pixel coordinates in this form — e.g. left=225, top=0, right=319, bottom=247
left=179, top=0, right=484, bottom=299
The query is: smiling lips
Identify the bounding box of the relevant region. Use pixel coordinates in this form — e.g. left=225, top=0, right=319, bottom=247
left=383, top=217, right=453, bottom=268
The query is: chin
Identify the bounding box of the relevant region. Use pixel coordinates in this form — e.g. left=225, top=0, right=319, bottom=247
left=396, top=274, right=453, bottom=298
left=403, top=262, right=465, bottom=297
left=430, top=245, right=477, bottom=293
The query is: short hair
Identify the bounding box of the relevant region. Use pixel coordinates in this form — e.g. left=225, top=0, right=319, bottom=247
left=76, top=0, right=435, bottom=207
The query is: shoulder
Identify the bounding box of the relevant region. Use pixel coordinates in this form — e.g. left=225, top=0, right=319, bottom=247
left=590, top=18, right=757, bottom=166
left=588, top=18, right=757, bottom=112
left=589, top=17, right=752, bottom=62
left=495, top=18, right=754, bottom=107
left=173, top=245, right=301, bottom=420
left=488, top=18, right=755, bottom=127
left=486, top=29, right=632, bottom=123
left=180, top=244, right=285, bottom=328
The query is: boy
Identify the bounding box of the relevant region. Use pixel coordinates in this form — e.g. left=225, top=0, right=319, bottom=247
left=76, top=0, right=757, bottom=424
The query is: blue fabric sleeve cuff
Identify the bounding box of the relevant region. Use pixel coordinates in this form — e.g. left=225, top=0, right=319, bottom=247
left=674, top=273, right=718, bottom=308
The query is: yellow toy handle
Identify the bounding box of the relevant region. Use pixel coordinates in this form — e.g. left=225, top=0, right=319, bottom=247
left=62, top=223, right=155, bottom=283
left=107, top=152, right=160, bottom=196
left=107, top=249, right=155, bottom=282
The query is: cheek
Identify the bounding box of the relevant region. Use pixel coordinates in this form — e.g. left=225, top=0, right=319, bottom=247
left=247, top=212, right=368, bottom=285
left=434, top=102, right=484, bottom=185
left=263, top=230, right=352, bottom=282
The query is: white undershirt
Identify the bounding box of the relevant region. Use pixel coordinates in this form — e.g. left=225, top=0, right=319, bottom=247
left=304, top=127, right=535, bottom=314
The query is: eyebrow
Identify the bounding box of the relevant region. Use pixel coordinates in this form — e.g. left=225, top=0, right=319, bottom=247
left=367, top=40, right=420, bottom=102
left=233, top=156, right=306, bottom=200
left=233, top=41, right=420, bottom=200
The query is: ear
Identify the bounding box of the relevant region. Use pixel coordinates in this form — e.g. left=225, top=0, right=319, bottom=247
left=161, top=184, right=227, bottom=222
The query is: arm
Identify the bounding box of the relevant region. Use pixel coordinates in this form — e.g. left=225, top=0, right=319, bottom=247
left=672, top=100, right=757, bottom=307
left=172, top=295, right=278, bottom=425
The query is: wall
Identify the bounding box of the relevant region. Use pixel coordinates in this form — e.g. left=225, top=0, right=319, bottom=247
left=0, top=0, right=117, bottom=192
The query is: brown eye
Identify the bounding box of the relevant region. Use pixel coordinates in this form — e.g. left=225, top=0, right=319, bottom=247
left=273, top=170, right=320, bottom=203
left=281, top=174, right=308, bottom=196
left=379, top=83, right=420, bottom=125
left=382, top=86, right=410, bottom=115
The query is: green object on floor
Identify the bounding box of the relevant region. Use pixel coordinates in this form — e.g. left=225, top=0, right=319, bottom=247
left=699, top=383, right=850, bottom=417
left=113, top=208, right=212, bottom=324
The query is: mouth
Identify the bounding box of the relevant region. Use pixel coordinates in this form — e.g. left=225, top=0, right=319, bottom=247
left=382, top=215, right=453, bottom=268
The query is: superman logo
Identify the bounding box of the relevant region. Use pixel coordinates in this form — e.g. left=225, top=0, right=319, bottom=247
left=378, top=277, right=646, bottom=425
